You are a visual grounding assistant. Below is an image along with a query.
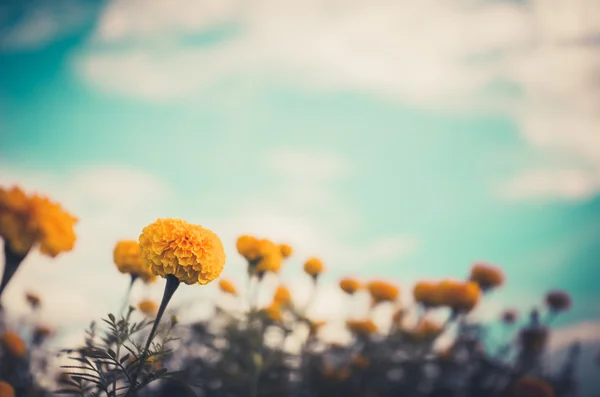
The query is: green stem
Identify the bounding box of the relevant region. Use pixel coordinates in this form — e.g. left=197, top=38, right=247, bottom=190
left=120, top=274, right=138, bottom=315
left=0, top=242, right=28, bottom=299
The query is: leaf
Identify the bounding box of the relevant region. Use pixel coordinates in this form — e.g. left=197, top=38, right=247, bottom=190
left=120, top=353, right=131, bottom=364
left=108, top=313, right=116, bottom=323
left=107, top=348, right=117, bottom=359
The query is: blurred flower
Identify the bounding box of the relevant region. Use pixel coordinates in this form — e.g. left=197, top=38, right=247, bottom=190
left=0, top=331, right=27, bottom=358
left=33, top=325, right=53, bottom=344
left=545, top=290, right=572, bottom=312
left=273, top=285, right=291, bottom=306
left=469, top=262, right=504, bottom=291
left=501, top=309, right=518, bottom=325
left=339, top=278, right=361, bottom=295
left=346, top=319, right=377, bottom=336
left=0, top=381, right=15, bottom=397
left=410, top=319, right=443, bottom=341
left=512, top=376, right=555, bottom=397
left=138, top=299, right=158, bottom=316
left=438, top=280, right=480, bottom=312
left=279, top=243, right=293, bottom=258
left=219, top=279, right=237, bottom=296
left=351, top=354, right=370, bottom=369
left=170, top=315, right=179, bottom=326
left=139, top=218, right=226, bottom=285
left=236, top=235, right=261, bottom=261
left=304, top=257, right=324, bottom=278
left=264, top=302, right=282, bottom=322
left=0, top=186, right=77, bottom=257
left=255, top=239, right=283, bottom=274
left=413, top=281, right=442, bottom=307
left=25, top=292, right=41, bottom=309
left=113, top=240, right=156, bottom=284
left=367, top=281, right=399, bottom=304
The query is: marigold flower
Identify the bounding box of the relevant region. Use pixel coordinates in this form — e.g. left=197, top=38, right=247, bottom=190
left=139, top=218, right=226, bottom=285
left=264, top=302, right=282, bottom=322
left=339, top=278, right=361, bottom=295
left=0, top=186, right=77, bottom=257
left=413, top=281, right=442, bottom=307
left=0, top=331, right=27, bottom=358
left=219, top=279, right=237, bottom=295
left=0, top=381, right=15, bottom=397
left=367, top=281, right=399, bottom=304
left=254, top=239, right=283, bottom=274
left=501, top=309, right=518, bottom=325
left=279, top=243, right=293, bottom=258
left=138, top=299, right=158, bottom=316
left=438, top=280, right=480, bottom=312
left=346, top=319, right=377, bottom=336
left=469, top=262, right=504, bottom=290
left=304, top=257, right=324, bottom=278
left=273, top=285, right=291, bottom=306
left=25, top=292, right=41, bottom=309
left=113, top=240, right=156, bottom=283
left=410, top=319, right=443, bottom=341
left=545, top=290, right=571, bottom=312
left=236, top=235, right=261, bottom=261
left=512, top=376, right=555, bottom=397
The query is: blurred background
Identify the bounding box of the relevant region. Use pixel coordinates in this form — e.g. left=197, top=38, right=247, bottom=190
left=1, top=0, right=599, bottom=393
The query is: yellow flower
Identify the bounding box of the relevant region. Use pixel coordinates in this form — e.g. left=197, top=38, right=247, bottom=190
left=438, top=280, right=480, bottom=312
left=410, top=319, right=443, bottom=341
left=469, top=263, right=504, bottom=290
left=0, top=331, right=27, bottom=358
left=413, top=281, right=442, bottom=307
left=512, top=377, right=555, bottom=397
left=0, top=186, right=77, bottom=257
left=339, top=278, right=361, bottom=295
left=545, top=290, right=571, bottom=312
left=264, top=302, right=282, bottom=322
left=236, top=235, right=261, bottom=261
left=279, top=243, right=293, bottom=258
left=139, top=218, right=226, bottom=285
left=113, top=240, right=156, bottom=283
left=25, top=292, right=41, bottom=308
left=219, top=279, right=237, bottom=295
left=367, top=281, right=399, bottom=304
left=0, top=381, right=15, bottom=397
left=138, top=299, right=158, bottom=316
left=254, top=239, right=283, bottom=274
left=273, top=285, right=292, bottom=306
left=304, top=257, right=324, bottom=278
left=346, top=319, right=377, bottom=336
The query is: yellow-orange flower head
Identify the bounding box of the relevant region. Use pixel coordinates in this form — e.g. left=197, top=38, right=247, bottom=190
left=469, top=263, right=504, bottom=290
left=367, top=281, right=399, bottom=304
left=113, top=240, right=156, bottom=283
left=339, top=278, right=361, bottom=295
left=545, top=290, right=572, bottom=312
left=138, top=299, right=158, bottom=316
left=413, top=281, right=442, bottom=307
left=0, top=331, right=27, bottom=358
left=279, top=243, right=293, bottom=258
left=139, top=218, right=226, bottom=285
left=346, top=319, right=377, bottom=336
left=219, top=279, right=237, bottom=295
left=237, top=235, right=260, bottom=261
left=0, top=381, right=15, bottom=397
left=0, top=186, right=77, bottom=257
left=264, top=302, right=282, bottom=322
left=255, top=239, right=283, bottom=274
left=512, top=377, right=555, bottom=397
left=410, top=319, right=443, bottom=341
left=438, top=280, right=480, bottom=312
left=304, top=257, right=324, bottom=278
left=273, top=285, right=292, bottom=306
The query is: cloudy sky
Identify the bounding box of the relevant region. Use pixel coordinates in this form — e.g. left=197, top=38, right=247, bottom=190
left=1, top=0, right=599, bottom=376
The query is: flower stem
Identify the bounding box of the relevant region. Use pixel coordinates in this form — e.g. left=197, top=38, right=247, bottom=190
left=120, top=274, right=138, bottom=315
left=0, top=243, right=27, bottom=299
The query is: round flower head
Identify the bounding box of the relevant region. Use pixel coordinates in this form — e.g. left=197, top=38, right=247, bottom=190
left=304, top=257, right=324, bottom=278
left=139, top=218, right=226, bottom=285
left=113, top=240, right=157, bottom=283
left=501, top=309, right=518, bottom=325
left=25, top=292, right=41, bottom=309
left=219, top=279, right=237, bottom=295
left=254, top=239, right=283, bottom=274
left=0, top=331, right=27, bottom=358
left=413, top=281, right=442, bottom=307
left=273, top=285, right=292, bottom=306
left=0, top=381, right=15, bottom=397
left=264, top=301, right=282, bottom=322
left=512, top=377, right=555, bottom=397
left=236, top=235, right=260, bottom=261
left=346, top=319, right=377, bottom=336
left=0, top=186, right=77, bottom=257
left=367, top=281, right=399, bottom=304
left=279, top=243, right=293, bottom=258
left=339, top=278, right=361, bottom=295
left=545, top=290, right=571, bottom=312
left=469, top=262, right=505, bottom=291
left=410, top=319, right=443, bottom=341
left=138, top=299, right=158, bottom=316
left=438, top=280, right=480, bottom=312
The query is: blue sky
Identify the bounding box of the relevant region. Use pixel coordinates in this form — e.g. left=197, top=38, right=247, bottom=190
left=1, top=0, right=599, bottom=354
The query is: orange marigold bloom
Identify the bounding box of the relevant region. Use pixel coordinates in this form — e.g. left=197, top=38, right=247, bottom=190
left=346, top=319, right=377, bottom=336
left=438, top=280, right=480, bottom=312
left=0, top=331, right=27, bottom=358
left=255, top=239, right=283, bottom=274
left=512, top=377, right=555, bottom=397
left=236, top=235, right=261, bottom=261
left=279, top=243, right=293, bottom=258
left=0, top=186, right=77, bottom=257
left=469, top=262, right=504, bottom=290
left=273, top=285, right=291, bottom=306
left=219, top=279, right=237, bottom=295
left=413, top=281, right=442, bottom=307
left=138, top=299, right=158, bottom=316
left=304, top=257, right=324, bottom=278
left=25, top=292, right=41, bottom=308
left=264, top=302, right=282, bottom=322
left=410, top=319, right=443, bottom=341
left=0, top=381, right=15, bottom=397
left=113, top=240, right=156, bottom=283
left=545, top=290, right=571, bottom=312
left=139, top=218, right=226, bottom=285
left=339, top=278, right=361, bottom=295
left=367, top=281, right=399, bottom=304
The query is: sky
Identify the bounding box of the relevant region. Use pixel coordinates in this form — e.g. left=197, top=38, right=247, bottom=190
left=1, top=0, right=600, bottom=384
